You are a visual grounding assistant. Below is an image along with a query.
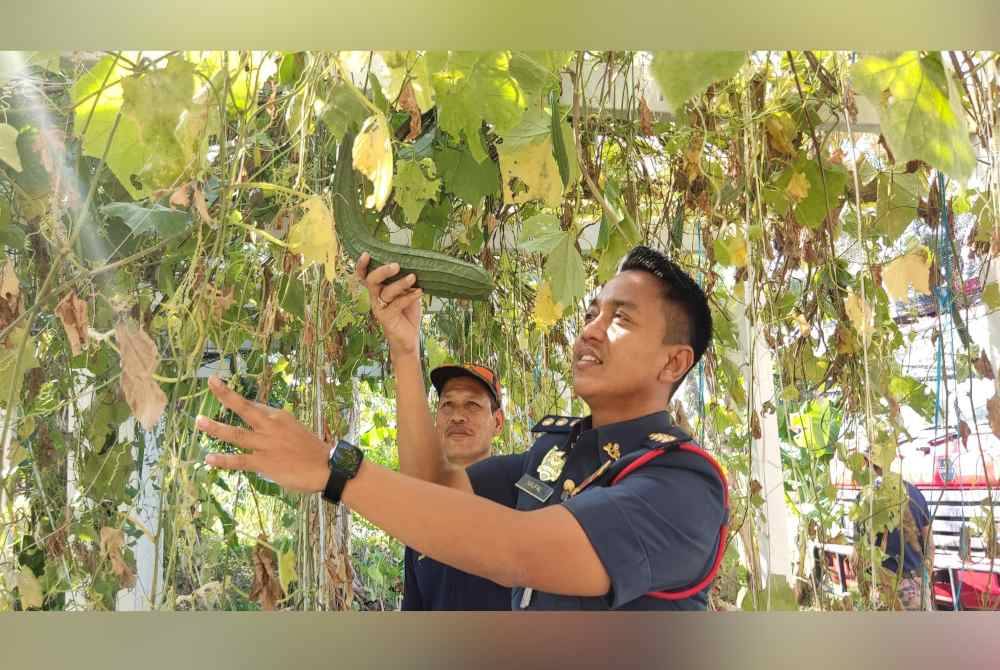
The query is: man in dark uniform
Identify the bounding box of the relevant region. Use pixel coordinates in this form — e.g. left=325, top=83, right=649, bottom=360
left=196, top=245, right=727, bottom=611
left=402, top=363, right=511, bottom=610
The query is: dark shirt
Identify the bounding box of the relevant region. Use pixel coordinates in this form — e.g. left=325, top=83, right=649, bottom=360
left=877, top=481, right=931, bottom=574
left=466, top=411, right=727, bottom=610
left=401, top=546, right=512, bottom=611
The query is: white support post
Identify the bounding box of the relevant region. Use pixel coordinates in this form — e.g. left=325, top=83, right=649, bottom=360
left=115, top=418, right=162, bottom=611
left=738, top=275, right=797, bottom=602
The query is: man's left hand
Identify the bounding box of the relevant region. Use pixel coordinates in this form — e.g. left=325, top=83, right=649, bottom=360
left=196, top=376, right=330, bottom=493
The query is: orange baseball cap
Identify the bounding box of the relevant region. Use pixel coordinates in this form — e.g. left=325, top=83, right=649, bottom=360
left=430, top=363, right=502, bottom=408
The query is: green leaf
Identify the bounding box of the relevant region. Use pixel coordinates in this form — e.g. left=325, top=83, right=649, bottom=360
left=497, top=105, right=551, bottom=150
left=394, top=158, right=441, bottom=224
left=434, top=142, right=500, bottom=205
left=508, top=51, right=571, bottom=108
left=874, top=170, right=925, bottom=242
left=650, top=52, right=746, bottom=112
left=0, top=200, right=26, bottom=250
left=427, top=51, right=526, bottom=163
left=547, top=231, right=586, bottom=307
left=595, top=179, right=641, bottom=282
left=0, top=326, right=38, bottom=409
left=72, top=56, right=208, bottom=198
left=79, top=438, right=135, bottom=504
left=982, top=282, right=1000, bottom=310
left=319, top=82, right=370, bottom=140
left=101, top=203, right=193, bottom=237
left=278, top=52, right=305, bottom=86
left=382, top=51, right=435, bottom=112
left=0, top=123, right=22, bottom=172
left=794, top=160, right=848, bottom=230
left=852, top=52, right=976, bottom=181
left=412, top=197, right=450, bottom=250
left=517, top=213, right=564, bottom=254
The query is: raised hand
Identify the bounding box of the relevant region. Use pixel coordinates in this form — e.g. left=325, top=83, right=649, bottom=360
left=196, top=376, right=330, bottom=493
left=356, top=252, right=424, bottom=357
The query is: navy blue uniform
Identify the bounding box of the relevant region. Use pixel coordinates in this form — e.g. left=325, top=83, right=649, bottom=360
left=877, top=481, right=931, bottom=574
left=401, top=547, right=512, bottom=610
left=467, top=410, right=727, bottom=610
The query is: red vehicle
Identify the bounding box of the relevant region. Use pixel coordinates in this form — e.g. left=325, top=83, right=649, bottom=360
left=821, top=423, right=1000, bottom=609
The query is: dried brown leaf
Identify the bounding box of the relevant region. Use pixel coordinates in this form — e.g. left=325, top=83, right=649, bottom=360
left=1, top=258, right=19, bottom=309
left=100, top=526, right=136, bottom=589
left=973, top=350, right=995, bottom=380
left=639, top=96, right=654, bottom=136
left=115, top=320, right=167, bottom=431
left=169, top=182, right=193, bottom=208
left=989, top=395, right=1000, bottom=440
left=958, top=420, right=972, bottom=448
left=250, top=534, right=284, bottom=611
left=751, top=411, right=762, bottom=440
left=398, top=81, right=422, bottom=142
left=54, top=291, right=89, bottom=356
left=193, top=183, right=213, bottom=226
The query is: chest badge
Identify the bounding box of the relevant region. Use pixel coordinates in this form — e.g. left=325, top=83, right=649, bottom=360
left=537, top=446, right=566, bottom=482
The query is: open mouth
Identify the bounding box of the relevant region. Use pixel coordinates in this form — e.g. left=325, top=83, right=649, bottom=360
left=575, top=351, right=603, bottom=368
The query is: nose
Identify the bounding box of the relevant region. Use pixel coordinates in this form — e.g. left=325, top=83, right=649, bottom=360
left=580, top=312, right=609, bottom=344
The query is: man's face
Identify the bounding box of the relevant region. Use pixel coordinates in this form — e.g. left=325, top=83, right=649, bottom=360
left=434, top=376, right=502, bottom=467
left=572, top=270, right=690, bottom=408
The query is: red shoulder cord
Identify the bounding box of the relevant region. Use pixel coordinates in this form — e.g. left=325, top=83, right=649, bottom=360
left=609, top=442, right=730, bottom=601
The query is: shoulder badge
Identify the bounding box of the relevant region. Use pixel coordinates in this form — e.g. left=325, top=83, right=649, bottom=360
left=530, top=415, right=581, bottom=434
left=537, top=447, right=566, bottom=482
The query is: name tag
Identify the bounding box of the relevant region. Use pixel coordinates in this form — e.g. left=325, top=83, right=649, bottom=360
left=515, top=474, right=554, bottom=503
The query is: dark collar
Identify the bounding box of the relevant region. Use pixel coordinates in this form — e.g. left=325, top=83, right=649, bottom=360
left=568, top=411, right=674, bottom=460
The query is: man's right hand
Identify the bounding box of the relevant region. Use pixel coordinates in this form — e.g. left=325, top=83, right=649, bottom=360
left=356, top=252, right=423, bottom=357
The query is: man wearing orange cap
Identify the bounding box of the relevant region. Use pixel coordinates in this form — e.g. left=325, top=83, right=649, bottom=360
left=401, top=363, right=511, bottom=610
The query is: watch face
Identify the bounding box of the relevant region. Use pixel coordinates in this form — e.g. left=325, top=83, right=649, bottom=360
left=331, top=440, right=363, bottom=477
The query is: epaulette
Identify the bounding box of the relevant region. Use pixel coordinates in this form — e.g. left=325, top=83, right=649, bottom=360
left=530, top=415, right=582, bottom=434
left=642, top=425, right=694, bottom=447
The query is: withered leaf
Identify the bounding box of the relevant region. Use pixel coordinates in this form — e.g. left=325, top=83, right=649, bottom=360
left=100, top=526, right=137, bottom=589
left=639, top=96, right=654, bottom=136
left=250, top=534, right=284, bottom=611
left=398, top=81, right=422, bottom=142
left=0, top=259, right=20, bottom=337
left=958, top=420, right=971, bottom=448
left=973, top=350, right=995, bottom=380
left=115, top=320, right=167, bottom=431
left=988, top=395, right=1000, bottom=440
left=751, top=411, right=763, bottom=440
left=169, top=182, right=193, bottom=208
left=193, top=183, right=213, bottom=226
left=54, top=291, right=89, bottom=356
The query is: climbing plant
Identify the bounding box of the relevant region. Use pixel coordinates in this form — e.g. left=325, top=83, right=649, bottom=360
left=0, top=49, right=997, bottom=611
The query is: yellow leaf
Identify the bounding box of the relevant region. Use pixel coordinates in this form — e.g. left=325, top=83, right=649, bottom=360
left=844, top=290, right=874, bottom=342
left=765, top=112, right=797, bottom=157
left=785, top=171, right=811, bottom=202
left=288, top=196, right=338, bottom=281
left=278, top=549, right=298, bottom=595
left=115, top=320, right=167, bottom=431
left=352, top=113, right=393, bottom=211
left=882, top=250, right=931, bottom=302
left=532, top=281, right=564, bottom=332
left=498, top=137, right=563, bottom=208
left=794, top=313, right=811, bottom=337
left=727, top=236, right=748, bottom=269
left=17, top=566, right=43, bottom=609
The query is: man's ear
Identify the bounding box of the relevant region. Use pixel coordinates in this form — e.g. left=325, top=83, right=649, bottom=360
left=493, top=408, right=504, bottom=435
left=657, top=344, right=694, bottom=386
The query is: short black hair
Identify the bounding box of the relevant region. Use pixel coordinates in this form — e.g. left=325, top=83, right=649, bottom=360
left=620, top=245, right=713, bottom=392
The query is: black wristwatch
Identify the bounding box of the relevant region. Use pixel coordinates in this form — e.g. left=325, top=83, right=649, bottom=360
left=322, top=439, right=365, bottom=504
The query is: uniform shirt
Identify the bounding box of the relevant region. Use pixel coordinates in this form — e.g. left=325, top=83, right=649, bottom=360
left=401, top=546, right=512, bottom=611
left=466, top=410, right=727, bottom=611
left=876, top=481, right=931, bottom=574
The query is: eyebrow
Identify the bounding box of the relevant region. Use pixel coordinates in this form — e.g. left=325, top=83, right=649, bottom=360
left=588, top=298, right=640, bottom=311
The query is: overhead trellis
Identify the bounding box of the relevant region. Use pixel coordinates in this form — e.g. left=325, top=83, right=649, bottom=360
left=0, top=49, right=996, bottom=612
